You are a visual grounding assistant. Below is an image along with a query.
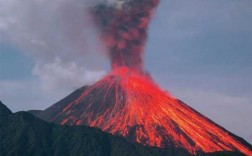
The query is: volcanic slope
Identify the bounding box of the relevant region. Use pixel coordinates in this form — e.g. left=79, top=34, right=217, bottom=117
left=1, top=102, right=246, bottom=156
left=1, top=102, right=192, bottom=156
left=37, top=68, right=252, bottom=155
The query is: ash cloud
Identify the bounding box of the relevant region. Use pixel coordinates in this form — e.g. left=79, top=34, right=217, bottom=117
left=1, top=0, right=95, bottom=58
left=0, top=0, right=160, bottom=87
left=92, top=0, right=160, bottom=70
left=0, top=0, right=161, bottom=91
left=0, top=0, right=161, bottom=107
left=0, top=0, right=111, bottom=90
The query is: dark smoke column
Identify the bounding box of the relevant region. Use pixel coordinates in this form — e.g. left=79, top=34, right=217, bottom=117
left=92, top=0, right=160, bottom=71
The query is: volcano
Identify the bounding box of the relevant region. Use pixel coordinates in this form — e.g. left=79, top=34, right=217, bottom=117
left=37, top=67, right=252, bottom=155
left=32, top=0, right=252, bottom=155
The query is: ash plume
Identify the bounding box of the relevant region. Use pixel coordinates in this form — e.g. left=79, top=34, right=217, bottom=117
left=1, top=0, right=160, bottom=74
left=0, top=0, right=114, bottom=90
left=92, top=0, right=160, bottom=71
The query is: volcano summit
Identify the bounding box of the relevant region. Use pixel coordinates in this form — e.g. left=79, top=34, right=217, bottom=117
left=34, top=0, right=252, bottom=155
left=37, top=67, right=252, bottom=155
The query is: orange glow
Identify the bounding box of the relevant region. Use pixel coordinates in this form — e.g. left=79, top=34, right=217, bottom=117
left=50, top=68, right=252, bottom=155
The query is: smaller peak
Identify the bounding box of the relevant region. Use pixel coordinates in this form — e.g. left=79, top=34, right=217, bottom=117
left=0, top=101, right=12, bottom=117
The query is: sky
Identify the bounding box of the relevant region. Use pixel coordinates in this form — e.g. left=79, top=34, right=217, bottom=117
left=0, top=0, right=251, bottom=144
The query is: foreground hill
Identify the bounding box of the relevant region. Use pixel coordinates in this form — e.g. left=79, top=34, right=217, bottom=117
left=0, top=102, right=246, bottom=156
left=0, top=103, right=189, bottom=156
left=0, top=101, right=12, bottom=118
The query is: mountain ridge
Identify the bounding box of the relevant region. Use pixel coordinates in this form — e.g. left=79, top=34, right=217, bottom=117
left=0, top=102, right=247, bottom=156
left=0, top=100, right=12, bottom=118
left=32, top=70, right=252, bottom=156
left=0, top=105, right=190, bottom=156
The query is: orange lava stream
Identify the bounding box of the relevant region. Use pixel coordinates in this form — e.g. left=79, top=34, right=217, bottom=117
left=55, top=67, right=251, bottom=155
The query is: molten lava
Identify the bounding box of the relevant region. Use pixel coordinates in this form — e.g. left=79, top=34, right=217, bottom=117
left=43, top=67, right=252, bottom=155
left=37, top=0, right=252, bottom=155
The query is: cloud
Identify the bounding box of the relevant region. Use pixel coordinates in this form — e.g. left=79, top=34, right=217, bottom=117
left=32, top=58, right=105, bottom=91
left=0, top=58, right=105, bottom=112
left=0, top=0, right=100, bottom=58
left=0, top=0, right=111, bottom=92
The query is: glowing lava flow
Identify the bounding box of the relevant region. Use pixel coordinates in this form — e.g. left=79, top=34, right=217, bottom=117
left=37, top=0, right=252, bottom=154
left=43, top=67, right=252, bottom=155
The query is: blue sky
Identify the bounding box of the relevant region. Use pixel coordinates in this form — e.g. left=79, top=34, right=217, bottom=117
left=0, top=0, right=251, bottom=144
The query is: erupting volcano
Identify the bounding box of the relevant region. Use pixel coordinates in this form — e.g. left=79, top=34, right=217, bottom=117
left=37, top=0, right=252, bottom=155
left=39, top=67, right=252, bottom=155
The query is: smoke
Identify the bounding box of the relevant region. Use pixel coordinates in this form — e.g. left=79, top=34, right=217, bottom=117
left=0, top=0, right=161, bottom=91
left=32, top=58, right=105, bottom=91
left=92, top=0, right=160, bottom=70
left=0, top=0, right=102, bottom=60
left=0, top=0, right=110, bottom=90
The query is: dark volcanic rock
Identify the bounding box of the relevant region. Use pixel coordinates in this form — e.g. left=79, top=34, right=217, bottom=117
left=0, top=104, right=246, bottom=156
left=0, top=110, right=190, bottom=156
left=0, top=101, right=12, bottom=118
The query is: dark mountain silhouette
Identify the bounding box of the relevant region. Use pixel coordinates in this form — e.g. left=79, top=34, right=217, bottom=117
left=0, top=101, right=12, bottom=118
left=0, top=102, right=246, bottom=156
left=0, top=102, right=190, bottom=156
left=34, top=69, right=252, bottom=155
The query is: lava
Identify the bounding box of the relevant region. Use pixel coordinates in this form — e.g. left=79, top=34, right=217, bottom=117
left=38, top=0, right=252, bottom=155
left=43, top=67, right=252, bottom=155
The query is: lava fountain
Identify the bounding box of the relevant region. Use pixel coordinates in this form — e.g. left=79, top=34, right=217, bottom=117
left=38, top=0, right=252, bottom=155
